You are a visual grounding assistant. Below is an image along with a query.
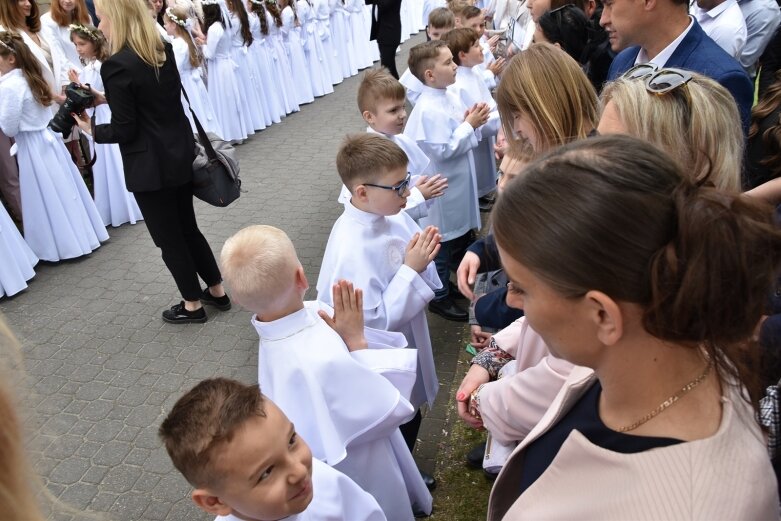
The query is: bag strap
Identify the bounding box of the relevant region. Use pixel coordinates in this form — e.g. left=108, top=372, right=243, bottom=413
left=180, top=86, right=218, bottom=162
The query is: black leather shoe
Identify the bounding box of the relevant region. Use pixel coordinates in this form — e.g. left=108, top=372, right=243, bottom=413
left=162, top=302, right=207, bottom=324
left=428, top=298, right=468, bottom=322
left=466, top=441, right=486, bottom=469
left=420, top=470, right=437, bottom=491
left=484, top=468, right=499, bottom=481
left=414, top=508, right=432, bottom=518
left=200, top=288, right=232, bottom=311
left=449, top=282, right=467, bottom=301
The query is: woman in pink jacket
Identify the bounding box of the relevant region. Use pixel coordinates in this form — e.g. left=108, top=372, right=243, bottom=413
left=475, top=134, right=781, bottom=520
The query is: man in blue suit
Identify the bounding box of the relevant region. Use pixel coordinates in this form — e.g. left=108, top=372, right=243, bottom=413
left=602, top=0, right=753, bottom=134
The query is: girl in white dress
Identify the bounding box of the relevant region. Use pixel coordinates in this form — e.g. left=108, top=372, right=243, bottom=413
left=330, top=0, right=358, bottom=78
left=346, top=0, right=372, bottom=69
left=312, top=0, right=342, bottom=85
left=0, top=201, right=37, bottom=298
left=265, top=0, right=301, bottom=114
left=279, top=0, right=315, bottom=104
left=40, top=0, right=91, bottom=70
left=163, top=6, right=224, bottom=136
left=226, top=0, right=271, bottom=130
left=296, top=0, right=333, bottom=97
left=202, top=0, right=255, bottom=142
left=0, top=32, right=107, bottom=262
left=69, top=24, right=143, bottom=228
left=246, top=0, right=288, bottom=121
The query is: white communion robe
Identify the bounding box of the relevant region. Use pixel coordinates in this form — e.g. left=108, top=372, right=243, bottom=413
left=404, top=84, right=481, bottom=242
left=451, top=65, right=501, bottom=197
left=316, top=201, right=442, bottom=411
left=399, top=68, right=424, bottom=106
left=252, top=302, right=433, bottom=520
left=337, top=128, right=432, bottom=220
left=214, top=459, right=387, bottom=521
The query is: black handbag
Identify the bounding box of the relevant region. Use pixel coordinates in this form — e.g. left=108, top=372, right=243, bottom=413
left=182, top=88, right=241, bottom=207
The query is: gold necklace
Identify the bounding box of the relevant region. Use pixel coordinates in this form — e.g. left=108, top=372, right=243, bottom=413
left=616, top=360, right=714, bottom=433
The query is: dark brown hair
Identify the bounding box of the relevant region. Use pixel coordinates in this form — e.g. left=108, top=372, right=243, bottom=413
left=248, top=0, right=270, bottom=35
left=493, top=134, right=781, bottom=406
left=226, top=0, right=253, bottom=46
left=357, top=68, right=405, bottom=113
left=49, top=0, right=90, bottom=26
left=336, top=133, right=409, bottom=189
left=159, top=378, right=267, bottom=488
left=443, top=27, right=478, bottom=66
left=265, top=0, right=283, bottom=27
left=0, top=0, right=40, bottom=32
left=750, top=69, right=781, bottom=178
left=69, top=24, right=109, bottom=63
left=549, top=0, right=587, bottom=12
left=0, top=31, right=52, bottom=107
left=408, top=39, right=447, bottom=83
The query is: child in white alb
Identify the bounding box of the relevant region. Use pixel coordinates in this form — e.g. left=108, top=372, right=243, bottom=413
left=160, top=378, right=387, bottom=521
left=337, top=69, right=448, bottom=221
left=403, top=39, right=488, bottom=321
left=280, top=0, right=316, bottom=104
left=0, top=32, right=108, bottom=262
left=296, top=0, right=335, bottom=97
left=317, top=135, right=443, bottom=492
left=460, top=5, right=505, bottom=90
left=399, top=7, right=454, bottom=105
left=246, top=0, right=287, bottom=123
left=444, top=27, right=501, bottom=199
left=221, top=225, right=433, bottom=520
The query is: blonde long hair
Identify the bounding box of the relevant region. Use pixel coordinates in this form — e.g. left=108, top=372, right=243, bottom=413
left=94, top=0, right=165, bottom=67
left=600, top=73, right=743, bottom=192
left=496, top=43, right=598, bottom=154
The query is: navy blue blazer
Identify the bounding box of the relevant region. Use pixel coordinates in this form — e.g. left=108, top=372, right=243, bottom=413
left=607, top=20, right=753, bottom=134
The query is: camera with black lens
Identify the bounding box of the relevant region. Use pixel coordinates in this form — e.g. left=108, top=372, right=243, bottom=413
left=48, top=82, right=95, bottom=137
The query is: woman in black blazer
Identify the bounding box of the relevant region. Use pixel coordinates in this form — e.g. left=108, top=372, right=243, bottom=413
left=76, top=0, right=230, bottom=324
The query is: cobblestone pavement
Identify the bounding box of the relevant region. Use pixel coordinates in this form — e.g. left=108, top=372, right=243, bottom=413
left=0, top=33, right=471, bottom=520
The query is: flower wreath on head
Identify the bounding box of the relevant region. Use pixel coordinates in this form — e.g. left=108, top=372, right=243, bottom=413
left=69, top=23, right=100, bottom=41
left=165, top=7, right=188, bottom=28
left=0, top=37, right=15, bottom=54
left=200, top=0, right=220, bottom=5
left=265, top=0, right=278, bottom=7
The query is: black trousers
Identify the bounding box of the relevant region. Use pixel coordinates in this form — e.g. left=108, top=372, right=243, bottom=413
left=134, top=183, right=222, bottom=301
left=379, top=42, right=400, bottom=79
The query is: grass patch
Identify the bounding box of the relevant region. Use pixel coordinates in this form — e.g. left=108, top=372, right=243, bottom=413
left=430, top=352, right=493, bottom=520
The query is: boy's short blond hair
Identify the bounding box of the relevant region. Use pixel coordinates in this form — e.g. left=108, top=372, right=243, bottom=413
left=428, top=7, right=455, bottom=28
left=357, top=68, right=406, bottom=114
left=443, top=27, right=479, bottom=65
left=336, top=134, right=409, bottom=190
left=220, top=225, right=301, bottom=312
left=448, top=0, right=470, bottom=17
left=408, top=40, right=448, bottom=84
left=159, top=378, right=267, bottom=488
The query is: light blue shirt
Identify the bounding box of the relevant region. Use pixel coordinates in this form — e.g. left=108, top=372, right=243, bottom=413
left=738, top=0, right=781, bottom=76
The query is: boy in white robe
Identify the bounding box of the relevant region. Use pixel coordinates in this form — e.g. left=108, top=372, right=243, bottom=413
left=460, top=4, right=505, bottom=90
left=444, top=28, right=502, bottom=199
left=337, top=69, right=448, bottom=221
left=399, top=7, right=455, bottom=105
left=220, top=225, right=432, bottom=520
left=316, top=134, right=442, bottom=466
left=403, top=40, right=489, bottom=321
left=159, top=378, right=386, bottom=521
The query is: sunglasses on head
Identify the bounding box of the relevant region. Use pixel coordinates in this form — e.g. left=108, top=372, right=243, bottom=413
left=620, top=64, right=693, bottom=94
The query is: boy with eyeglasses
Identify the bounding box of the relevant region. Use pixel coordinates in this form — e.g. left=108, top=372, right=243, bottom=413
left=220, top=224, right=432, bottom=520
left=317, top=134, right=443, bottom=484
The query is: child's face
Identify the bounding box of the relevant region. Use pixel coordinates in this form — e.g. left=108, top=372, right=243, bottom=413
left=459, top=39, right=484, bottom=67
left=464, top=15, right=485, bottom=37
left=358, top=166, right=411, bottom=216
left=364, top=97, right=407, bottom=135
left=72, top=35, right=96, bottom=61
left=425, top=47, right=458, bottom=88
left=202, top=401, right=314, bottom=521
left=0, top=53, right=16, bottom=75
left=497, top=154, right=526, bottom=192
left=163, top=17, right=178, bottom=37
left=426, top=24, right=453, bottom=40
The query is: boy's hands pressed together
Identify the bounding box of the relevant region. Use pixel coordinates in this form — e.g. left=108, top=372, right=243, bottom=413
left=404, top=226, right=441, bottom=273
left=465, top=103, right=490, bottom=129
left=416, top=174, right=448, bottom=200
left=318, top=280, right=368, bottom=352
left=487, top=34, right=500, bottom=52
left=488, top=57, right=506, bottom=77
